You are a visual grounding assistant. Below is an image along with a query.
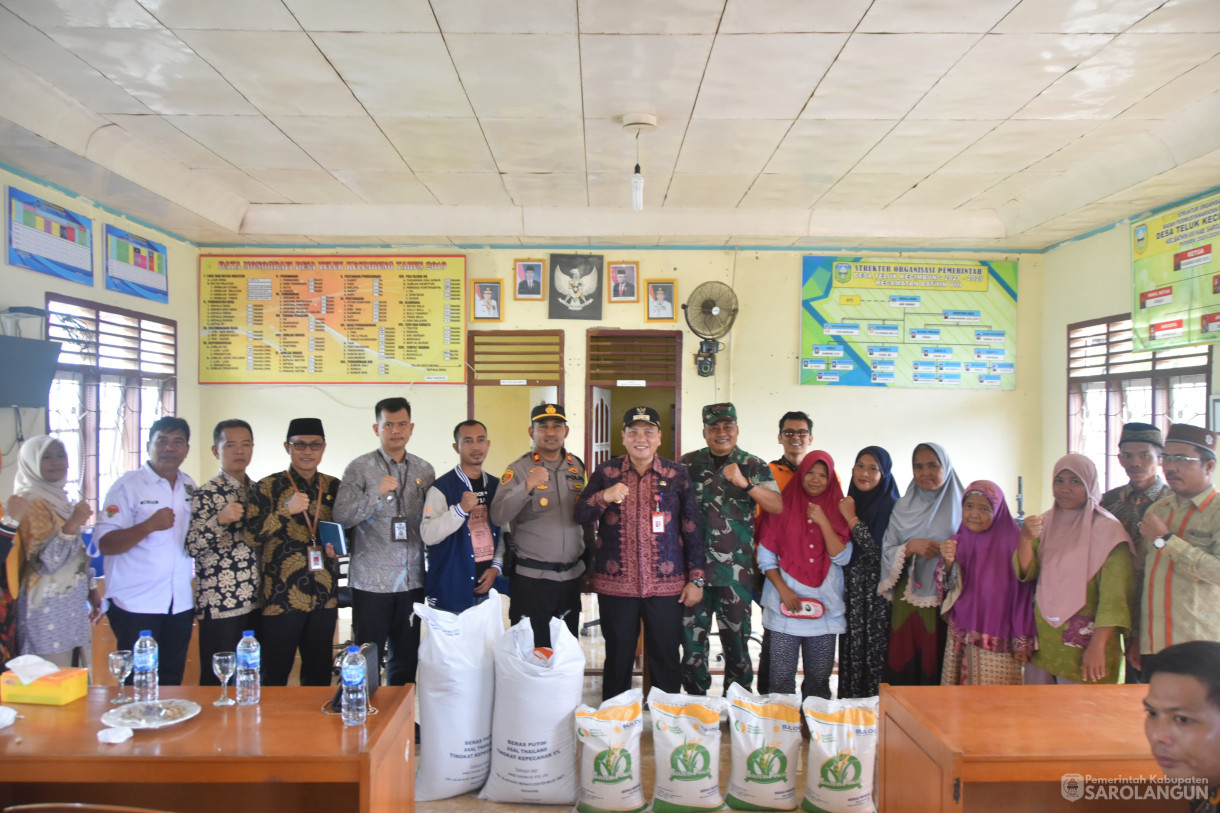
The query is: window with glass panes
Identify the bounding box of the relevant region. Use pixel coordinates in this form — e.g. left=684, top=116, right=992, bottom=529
left=1068, top=314, right=1210, bottom=491
left=45, top=295, right=176, bottom=509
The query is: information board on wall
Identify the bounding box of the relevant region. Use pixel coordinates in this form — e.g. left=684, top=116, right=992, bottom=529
left=106, top=225, right=168, bottom=303
left=800, top=255, right=1018, bottom=389
left=199, top=254, right=466, bottom=384
left=1131, top=191, right=1220, bottom=351
left=8, top=186, right=93, bottom=286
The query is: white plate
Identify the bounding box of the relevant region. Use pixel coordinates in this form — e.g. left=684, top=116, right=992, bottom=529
left=101, top=699, right=202, bottom=730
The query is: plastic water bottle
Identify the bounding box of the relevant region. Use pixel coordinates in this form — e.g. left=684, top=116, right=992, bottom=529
left=236, top=630, right=261, bottom=706
left=132, top=630, right=158, bottom=703
left=340, top=645, right=367, bottom=726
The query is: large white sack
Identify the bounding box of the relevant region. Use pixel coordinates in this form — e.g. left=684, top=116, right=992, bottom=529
left=725, top=683, right=802, bottom=811
left=574, top=688, right=647, bottom=813
left=414, top=591, right=505, bottom=801
left=647, top=687, right=728, bottom=813
left=800, top=695, right=879, bottom=813
left=479, top=616, right=586, bottom=804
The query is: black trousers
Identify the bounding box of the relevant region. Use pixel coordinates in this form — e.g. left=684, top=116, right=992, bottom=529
left=197, top=611, right=261, bottom=686
left=598, top=594, right=684, bottom=700
left=107, top=604, right=193, bottom=686
left=508, top=573, right=581, bottom=648
left=351, top=588, right=424, bottom=686
left=261, top=608, right=338, bottom=686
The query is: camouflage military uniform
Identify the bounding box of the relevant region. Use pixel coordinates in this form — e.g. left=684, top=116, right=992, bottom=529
left=680, top=446, right=778, bottom=694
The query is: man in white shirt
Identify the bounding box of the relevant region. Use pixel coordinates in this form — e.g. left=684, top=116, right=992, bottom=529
left=94, top=416, right=196, bottom=686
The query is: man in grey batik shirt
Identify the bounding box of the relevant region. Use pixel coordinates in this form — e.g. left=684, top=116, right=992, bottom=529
left=333, top=397, right=435, bottom=685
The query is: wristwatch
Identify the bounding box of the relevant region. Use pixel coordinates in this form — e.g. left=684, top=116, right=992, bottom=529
left=691, top=577, right=706, bottom=588
left=0, top=515, right=18, bottom=532
left=742, top=482, right=755, bottom=493
left=1154, top=532, right=1171, bottom=549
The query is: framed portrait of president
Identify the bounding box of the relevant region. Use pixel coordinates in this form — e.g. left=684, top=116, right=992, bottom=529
left=514, top=259, right=544, bottom=300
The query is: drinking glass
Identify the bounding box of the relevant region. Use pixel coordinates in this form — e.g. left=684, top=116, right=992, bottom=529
left=108, top=650, right=133, bottom=704
left=212, top=651, right=237, bottom=706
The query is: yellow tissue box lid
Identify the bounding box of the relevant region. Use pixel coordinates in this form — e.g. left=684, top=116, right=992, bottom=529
left=0, top=667, right=88, bottom=705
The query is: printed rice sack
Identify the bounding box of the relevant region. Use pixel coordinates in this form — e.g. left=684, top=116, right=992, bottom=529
left=725, top=683, right=803, bottom=811
left=413, top=591, right=505, bottom=801
left=479, top=616, right=586, bottom=804
left=647, top=687, right=728, bottom=813
left=800, top=696, right=879, bottom=813
left=574, top=688, right=647, bottom=813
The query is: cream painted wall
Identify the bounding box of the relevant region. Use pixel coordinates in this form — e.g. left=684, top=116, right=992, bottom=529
left=0, top=169, right=202, bottom=495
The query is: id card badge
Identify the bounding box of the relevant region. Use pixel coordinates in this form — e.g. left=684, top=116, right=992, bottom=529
left=307, top=545, right=324, bottom=571
left=392, top=517, right=409, bottom=541
left=652, top=512, right=665, bottom=533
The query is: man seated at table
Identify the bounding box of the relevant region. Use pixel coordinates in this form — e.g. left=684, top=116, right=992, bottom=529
left=1144, top=640, right=1220, bottom=812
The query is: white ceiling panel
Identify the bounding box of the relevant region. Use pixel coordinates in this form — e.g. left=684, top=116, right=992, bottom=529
left=107, top=113, right=229, bottom=167
left=135, top=0, right=298, bottom=30
left=331, top=170, right=437, bottom=205
left=1019, top=33, right=1220, bottom=120
left=994, top=0, right=1164, bottom=34
left=579, top=34, right=711, bottom=121
left=856, top=119, right=997, bottom=174
left=960, top=170, right=1061, bottom=209
left=247, top=169, right=365, bottom=203
left=44, top=27, right=256, bottom=115
left=665, top=174, right=756, bottom=207
left=675, top=119, right=791, bottom=174
left=415, top=172, right=513, bottom=205
left=379, top=117, right=497, bottom=173
left=720, top=0, right=871, bottom=33
left=739, top=174, right=836, bottom=208
left=518, top=236, right=588, bottom=245
left=282, top=0, right=437, bottom=33
left=191, top=168, right=290, bottom=202
left=0, top=8, right=150, bottom=115
left=655, top=234, right=729, bottom=245
left=0, top=0, right=161, bottom=29
left=815, top=173, right=924, bottom=207
left=177, top=30, right=363, bottom=117
left=166, top=115, right=318, bottom=169
left=765, top=120, right=895, bottom=175
left=482, top=118, right=587, bottom=173
left=858, top=0, right=1019, bottom=33
left=272, top=116, right=404, bottom=171
left=312, top=33, right=471, bottom=118
left=1122, top=54, right=1220, bottom=120
left=1024, top=119, right=1149, bottom=171
left=693, top=34, right=845, bottom=119
left=910, top=34, right=1111, bottom=120
left=578, top=0, right=725, bottom=35
left=940, top=119, right=1096, bottom=174
left=446, top=34, right=581, bottom=119
left=890, top=172, right=1010, bottom=208
left=803, top=34, right=978, bottom=120
left=584, top=118, right=685, bottom=175
left=1130, top=0, right=1220, bottom=34
left=432, top=0, right=575, bottom=34
left=503, top=173, right=588, bottom=207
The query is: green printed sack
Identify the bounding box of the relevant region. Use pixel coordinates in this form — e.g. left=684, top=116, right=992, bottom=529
left=647, top=687, right=727, bottom=813
left=725, top=683, right=802, bottom=811
left=574, top=689, right=646, bottom=813
left=800, top=696, right=879, bottom=813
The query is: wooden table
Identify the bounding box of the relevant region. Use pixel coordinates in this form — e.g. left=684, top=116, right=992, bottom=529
left=879, top=684, right=1170, bottom=812
left=0, top=686, right=414, bottom=813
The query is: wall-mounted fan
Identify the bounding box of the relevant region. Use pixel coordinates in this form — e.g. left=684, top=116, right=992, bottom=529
left=682, top=281, right=739, bottom=377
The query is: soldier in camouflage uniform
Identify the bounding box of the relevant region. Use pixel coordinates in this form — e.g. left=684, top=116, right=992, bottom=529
left=680, top=403, right=783, bottom=694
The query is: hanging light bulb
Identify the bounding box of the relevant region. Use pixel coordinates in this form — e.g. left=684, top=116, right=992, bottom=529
left=631, top=131, right=644, bottom=211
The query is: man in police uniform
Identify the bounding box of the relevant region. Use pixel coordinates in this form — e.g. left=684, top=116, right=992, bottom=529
left=489, top=403, right=591, bottom=647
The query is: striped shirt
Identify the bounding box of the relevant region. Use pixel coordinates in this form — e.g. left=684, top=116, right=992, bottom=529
left=1140, top=486, right=1220, bottom=654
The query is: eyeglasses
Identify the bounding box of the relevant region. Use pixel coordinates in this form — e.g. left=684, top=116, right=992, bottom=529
left=1161, top=454, right=1206, bottom=466
left=780, top=429, right=809, bottom=438
left=288, top=441, right=326, bottom=451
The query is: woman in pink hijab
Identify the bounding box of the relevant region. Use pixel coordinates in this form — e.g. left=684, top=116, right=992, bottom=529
left=1015, top=454, right=1134, bottom=684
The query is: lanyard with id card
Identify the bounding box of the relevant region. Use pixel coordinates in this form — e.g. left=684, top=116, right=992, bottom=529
left=652, top=492, right=665, bottom=533
left=379, top=454, right=414, bottom=542
left=287, top=471, right=324, bottom=571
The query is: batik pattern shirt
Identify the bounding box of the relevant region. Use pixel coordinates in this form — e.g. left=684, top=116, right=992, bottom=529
left=186, top=470, right=259, bottom=620
left=248, top=469, right=340, bottom=615
left=680, top=446, right=778, bottom=596
left=1100, top=478, right=1171, bottom=643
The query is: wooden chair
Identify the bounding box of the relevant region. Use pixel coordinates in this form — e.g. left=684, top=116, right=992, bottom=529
left=4, top=804, right=176, bottom=813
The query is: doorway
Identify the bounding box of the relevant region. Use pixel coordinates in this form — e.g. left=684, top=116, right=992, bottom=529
left=584, top=330, right=683, bottom=465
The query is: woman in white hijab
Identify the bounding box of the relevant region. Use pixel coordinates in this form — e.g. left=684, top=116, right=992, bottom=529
left=877, top=442, right=964, bottom=685
left=13, top=435, right=99, bottom=666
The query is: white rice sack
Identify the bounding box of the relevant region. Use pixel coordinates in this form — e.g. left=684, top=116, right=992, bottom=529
left=574, top=688, right=646, bottom=813
left=800, top=696, right=879, bottom=813
left=414, top=590, right=505, bottom=801
left=725, top=683, right=803, bottom=811
left=479, top=616, right=586, bottom=804
left=647, top=687, right=728, bottom=813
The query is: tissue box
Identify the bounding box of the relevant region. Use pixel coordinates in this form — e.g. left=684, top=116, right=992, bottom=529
left=0, top=667, right=88, bottom=705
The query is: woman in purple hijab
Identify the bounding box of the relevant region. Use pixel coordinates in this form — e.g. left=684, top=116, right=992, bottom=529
left=939, top=480, right=1036, bottom=685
